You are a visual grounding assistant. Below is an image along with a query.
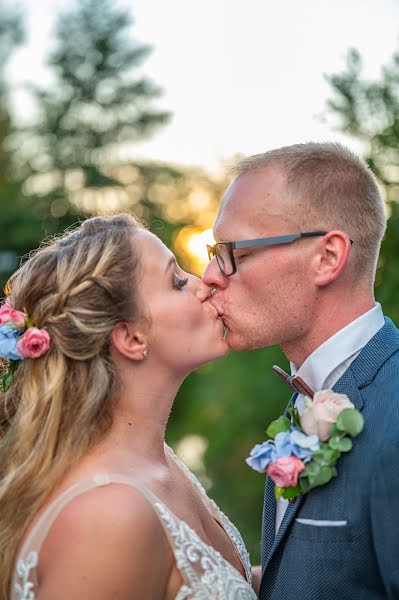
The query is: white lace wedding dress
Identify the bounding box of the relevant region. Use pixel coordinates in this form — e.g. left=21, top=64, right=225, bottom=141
left=11, top=447, right=257, bottom=599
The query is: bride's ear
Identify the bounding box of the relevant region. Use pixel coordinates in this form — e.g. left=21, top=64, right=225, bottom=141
left=111, top=322, right=148, bottom=361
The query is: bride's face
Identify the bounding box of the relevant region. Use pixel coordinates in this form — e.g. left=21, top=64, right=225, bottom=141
left=137, top=231, right=228, bottom=374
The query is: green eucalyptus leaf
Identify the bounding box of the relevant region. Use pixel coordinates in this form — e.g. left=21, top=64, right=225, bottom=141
left=335, top=437, right=353, bottom=452
left=312, top=447, right=341, bottom=465
left=274, top=486, right=285, bottom=501
left=299, top=477, right=312, bottom=494
left=328, top=436, right=343, bottom=450
left=311, top=452, right=325, bottom=464
left=336, top=409, right=364, bottom=437
left=306, top=466, right=336, bottom=490
left=282, top=484, right=301, bottom=500
left=322, top=448, right=341, bottom=463
left=1, top=371, right=13, bottom=392
left=266, top=416, right=291, bottom=438
left=328, top=422, right=340, bottom=437
left=303, top=461, right=321, bottom=477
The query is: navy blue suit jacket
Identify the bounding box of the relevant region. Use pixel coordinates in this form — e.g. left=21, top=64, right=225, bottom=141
left=259, top=318, right=399, bottom=600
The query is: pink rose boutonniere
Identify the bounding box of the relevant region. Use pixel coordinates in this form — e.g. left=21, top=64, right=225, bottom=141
left=246, top=390, right=364, bottom=501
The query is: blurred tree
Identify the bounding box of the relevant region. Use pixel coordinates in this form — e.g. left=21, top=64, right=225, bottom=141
left=327, top=48, right=399, bottom=323
left=0, top=2, right=27, bottom=284
left=7, top=0, right=174, bottom=251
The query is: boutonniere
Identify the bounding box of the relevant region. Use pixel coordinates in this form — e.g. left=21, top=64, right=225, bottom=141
left=246, top=390, right=364, bottom=501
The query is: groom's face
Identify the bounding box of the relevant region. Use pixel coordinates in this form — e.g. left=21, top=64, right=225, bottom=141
left=203, top=167, right=317, bottom=353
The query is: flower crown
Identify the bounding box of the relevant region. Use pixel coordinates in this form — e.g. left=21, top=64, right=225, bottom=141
left=0, top=297, right=51, bottom=392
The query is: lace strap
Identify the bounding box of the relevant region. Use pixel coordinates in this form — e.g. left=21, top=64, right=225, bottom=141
left=165, top=445, right=252, bottom=585
left=12, top=473, right=172, bottom=599
left=18, top=473, right=169, bottom=559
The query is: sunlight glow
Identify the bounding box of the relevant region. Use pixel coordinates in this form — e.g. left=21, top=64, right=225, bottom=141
left=174, top=227, right=215, bottom=276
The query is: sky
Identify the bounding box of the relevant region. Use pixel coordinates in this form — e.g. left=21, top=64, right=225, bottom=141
left=7, top=0, right=399, bottom=173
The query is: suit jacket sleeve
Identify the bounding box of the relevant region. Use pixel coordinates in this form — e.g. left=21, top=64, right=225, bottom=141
left=370, top=441, right=399, bottom=598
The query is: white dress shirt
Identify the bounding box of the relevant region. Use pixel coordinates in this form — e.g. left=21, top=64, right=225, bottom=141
left=274, top=303, right=385, bottom=534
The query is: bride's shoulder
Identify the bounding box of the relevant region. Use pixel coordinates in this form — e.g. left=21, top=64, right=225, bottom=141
left=37, top=481, right=172, bottom=599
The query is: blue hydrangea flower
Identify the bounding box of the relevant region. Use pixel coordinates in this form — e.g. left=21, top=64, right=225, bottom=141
left=289, top=428, right=320, bottom=462
left=0, top=325, right=22, bottom=360
left=274, top=430, right=297, bottom=457
left=272, top=428, right=320, bottom=463
left=245, top=441, right=277, bottom=473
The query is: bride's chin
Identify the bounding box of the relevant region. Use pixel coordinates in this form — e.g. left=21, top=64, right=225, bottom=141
left=214, top=337, right=230, bottom=358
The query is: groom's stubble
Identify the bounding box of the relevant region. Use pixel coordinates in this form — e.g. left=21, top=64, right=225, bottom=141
left=203, top=168, right=318, bottom=359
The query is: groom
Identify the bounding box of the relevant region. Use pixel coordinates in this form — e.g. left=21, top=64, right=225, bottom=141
left=203, top=142, right=399, bottom=599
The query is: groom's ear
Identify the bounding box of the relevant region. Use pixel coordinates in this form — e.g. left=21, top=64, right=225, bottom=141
left=313, top=230, right=352, bottom=287
left=110, top=321, right=148, bottom=361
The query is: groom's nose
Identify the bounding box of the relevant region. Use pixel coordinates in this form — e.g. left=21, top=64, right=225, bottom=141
left=202, top=258, right=229, bottom=289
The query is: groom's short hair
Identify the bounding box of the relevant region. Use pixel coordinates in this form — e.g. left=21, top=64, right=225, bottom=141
left=232, top=142, right=386, bottom=280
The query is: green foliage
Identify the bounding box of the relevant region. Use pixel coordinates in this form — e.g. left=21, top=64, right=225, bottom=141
left=0, top=2, right=24, bottom=77
left=312, top=446, right=340, bottom=464
left=167, top=345, right=290, bottom=562
left=327, top=47, right=399, bottom=325
left=375, top=200, right=399, bottom=324
left=0, top=359, right=16, bottom=392
left=0, top=2, right=26, bottom=288
left=328, top=436, right=353, bottom=452
left=20, top=0, right=170, bottom=175
left=276, top=484, right=301, bottom=501
left=300, top=465, right=337, bottom=494
left=1, top=0, right=176, bottom=291
left=266, top=415, right=291, bottom=438
left=298, top=405, right=363, bottom=497
left=336, top=408, right=364, bottom=437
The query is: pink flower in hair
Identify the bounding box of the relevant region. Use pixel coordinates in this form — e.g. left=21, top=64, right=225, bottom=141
left=0, top=305, right=27, bottom=328
left=17, top=327, right=50, bottom=358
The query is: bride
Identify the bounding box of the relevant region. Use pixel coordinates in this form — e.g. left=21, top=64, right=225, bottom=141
left=0, top=214, right=259, bottom=599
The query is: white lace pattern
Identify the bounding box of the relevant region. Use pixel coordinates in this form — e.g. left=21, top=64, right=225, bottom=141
left=154, top=501, right=256, bottom=599
left=12, top=451, right=256, bottom=600
left=14, top=551, right=38, bottom=600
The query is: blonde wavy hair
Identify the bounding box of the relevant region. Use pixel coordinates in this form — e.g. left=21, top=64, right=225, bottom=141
left=0, top=213, right=143, bottom=598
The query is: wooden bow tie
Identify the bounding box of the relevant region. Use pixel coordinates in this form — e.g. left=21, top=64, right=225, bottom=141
left=272, top=365, right=314, bottom=398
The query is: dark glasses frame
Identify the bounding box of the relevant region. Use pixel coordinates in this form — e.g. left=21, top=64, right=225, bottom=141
left=207, top=231, right=336, bottom=276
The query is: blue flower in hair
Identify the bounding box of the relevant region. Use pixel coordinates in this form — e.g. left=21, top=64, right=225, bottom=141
left=0, top=325, right=22, bottom=361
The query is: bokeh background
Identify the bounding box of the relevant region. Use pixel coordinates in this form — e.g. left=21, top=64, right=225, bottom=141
left=1, top=0, right=399, bottom=564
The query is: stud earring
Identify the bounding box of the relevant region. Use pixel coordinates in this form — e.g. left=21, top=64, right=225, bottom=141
left=143, top=349, right=148, bottom=358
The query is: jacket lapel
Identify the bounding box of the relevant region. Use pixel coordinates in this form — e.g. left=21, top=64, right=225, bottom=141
left=261, top=363, right=367, bottom=569
left=259, top=317, right=399, bottom=598
left=332, top=368, right=363, bottom=410
left=261, top=475, right=276, bottom=569
left=265, top=492, right=304, bottom=566
left=261, top=392, right=297, bottom=570
left=262, top=360, right=368, bottom=570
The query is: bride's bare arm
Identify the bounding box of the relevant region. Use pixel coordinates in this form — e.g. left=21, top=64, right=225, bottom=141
left=252, top=564, right=262, bottom=594
left=37, top=484, right=172, bottom=599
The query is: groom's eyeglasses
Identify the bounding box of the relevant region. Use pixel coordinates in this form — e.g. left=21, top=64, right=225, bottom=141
left=207, top=231, right=329, bottom=277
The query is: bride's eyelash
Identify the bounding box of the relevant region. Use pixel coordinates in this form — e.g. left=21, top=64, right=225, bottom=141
left=173, top=274, right=188, bottom=289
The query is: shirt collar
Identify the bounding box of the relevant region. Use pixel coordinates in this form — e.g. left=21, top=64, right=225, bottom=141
left=290, top=303, right=385, bottom=392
